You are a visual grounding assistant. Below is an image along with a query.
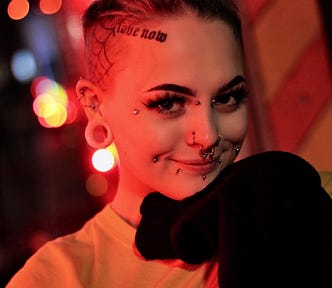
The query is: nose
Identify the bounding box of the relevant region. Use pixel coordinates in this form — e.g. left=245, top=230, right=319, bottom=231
left=185, top=107, right=220, bottom=150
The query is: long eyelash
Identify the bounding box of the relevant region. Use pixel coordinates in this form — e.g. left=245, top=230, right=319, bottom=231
left=142, top=92, right=185, bottom=109
left=218, top=87, right=249, bottom=104
left=231, top=87, right=249, bottom=102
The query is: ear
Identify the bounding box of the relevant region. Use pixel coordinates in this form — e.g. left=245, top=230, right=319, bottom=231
left=76, top=78, right=102, bottom=120
left=76, top=78, right=114, bottom=149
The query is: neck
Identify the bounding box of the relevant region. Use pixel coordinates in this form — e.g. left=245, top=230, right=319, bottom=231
left=110, top=173, right=151, bottom=228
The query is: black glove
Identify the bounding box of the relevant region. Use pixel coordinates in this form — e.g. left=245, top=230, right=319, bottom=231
left=135, top=151, right=332, bottom=287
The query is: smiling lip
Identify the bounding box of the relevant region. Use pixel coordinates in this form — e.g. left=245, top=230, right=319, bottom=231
left=171, top=158, right=219, bottom=175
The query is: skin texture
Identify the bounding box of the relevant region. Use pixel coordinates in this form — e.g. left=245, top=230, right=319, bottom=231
left=77, top=14, right=248, bottom=226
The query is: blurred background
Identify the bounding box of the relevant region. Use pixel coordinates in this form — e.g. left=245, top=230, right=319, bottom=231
left=0, top=0, right=331, bottom=286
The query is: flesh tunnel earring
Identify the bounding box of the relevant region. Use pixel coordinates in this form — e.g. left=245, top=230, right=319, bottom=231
left=85, top=120, right=113, bottom=149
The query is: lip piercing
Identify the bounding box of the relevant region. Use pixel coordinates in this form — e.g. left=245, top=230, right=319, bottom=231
left=176, top=168, right=181, bottom=175
left=152, top=156, right=159, bottom=163
left=133, top=109, right=139, bottom=115
left=200, top=146, right=215, bottom=159
left=195, top=100, right=201, bottom=105
left=217, top=157, right=223, bottom=165
left=202, top=175, right=207, bottom=180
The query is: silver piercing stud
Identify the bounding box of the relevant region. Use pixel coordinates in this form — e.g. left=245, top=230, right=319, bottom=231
left=202, top=175, right=207, bottom=180
left=199, top=146, right=215, bottom=159
left=233, top=145, right=241, bottom=154
left=133, top=109, right=139, bottom=115
left=78, top=86, right=87, bottom=101
left=84, top=103, right=96, bottom=109
left=152, top=156, right=159, bottom=163
left=195, top=100, right=201, bottom=105
left=200, top=146, right=209, bottom=159
left=218, top=157, right=223, bottom=165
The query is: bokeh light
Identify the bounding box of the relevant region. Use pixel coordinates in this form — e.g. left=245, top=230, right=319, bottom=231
left=91, top=148, right=116, bottom=173
left=85, top=173, right=108, bottom=197
left=11, top=49, right=37, bottom=83
left=39, top=0, right=62, bottom=15
left=31, top=77, right=78, bottom=128
left=7, top=0, right=30, bottom=20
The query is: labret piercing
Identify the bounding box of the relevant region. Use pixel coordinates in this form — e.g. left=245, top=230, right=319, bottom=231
left=195, top=100, right=201, bottom=105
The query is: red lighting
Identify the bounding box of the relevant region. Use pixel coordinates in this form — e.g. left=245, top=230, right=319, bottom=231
left=7, top=0, right=29, bottom=20
left=39, top=0, right=62, bottom=15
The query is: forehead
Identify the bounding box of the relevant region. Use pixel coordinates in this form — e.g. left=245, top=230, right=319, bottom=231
left=101, top=14, right=243, bottom=92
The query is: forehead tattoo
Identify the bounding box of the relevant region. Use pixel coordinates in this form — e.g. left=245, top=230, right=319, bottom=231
left=87, top=18, right=168, bottom=86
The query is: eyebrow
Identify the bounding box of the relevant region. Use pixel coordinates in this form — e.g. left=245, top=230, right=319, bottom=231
left=145, top=75, right=246, bottom=96
left=145, top=83, right=196, bottom=96
left=217, top=75, right=246, bottom=94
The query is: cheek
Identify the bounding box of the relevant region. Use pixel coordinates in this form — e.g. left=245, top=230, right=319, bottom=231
left=219, top=109, right=248, bottom=142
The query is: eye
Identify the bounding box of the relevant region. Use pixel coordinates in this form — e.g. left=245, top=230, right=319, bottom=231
left=142, top=92, right=186, bottom=117
left=212, top=88, right=248, bottom=113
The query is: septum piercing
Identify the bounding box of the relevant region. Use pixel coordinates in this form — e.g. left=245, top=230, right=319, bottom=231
left=199, top=145, right=215, bottom=159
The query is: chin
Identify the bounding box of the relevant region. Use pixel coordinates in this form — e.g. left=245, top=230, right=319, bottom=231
left=158, top=175, right=216, bottom=200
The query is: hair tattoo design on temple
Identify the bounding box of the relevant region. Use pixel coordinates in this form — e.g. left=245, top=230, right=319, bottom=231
left=85, top=17, right=167, bottom=87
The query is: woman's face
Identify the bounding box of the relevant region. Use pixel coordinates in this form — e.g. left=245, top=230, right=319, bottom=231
left=99, top=14, right=247, bottom=199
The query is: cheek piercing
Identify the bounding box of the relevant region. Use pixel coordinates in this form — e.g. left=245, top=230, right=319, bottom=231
left=152, top=156, right=159, bottom=163
left=217, top=157, right=223, bottom=165
left=133, top=109, right=140, bottom=115
left=232, top=144, right=241, bottom=154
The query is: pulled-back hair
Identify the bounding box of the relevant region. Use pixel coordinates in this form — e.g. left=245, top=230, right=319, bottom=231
left=82, top=0, right=242, bottom=86
left=83, top=0, right=241, bottom=39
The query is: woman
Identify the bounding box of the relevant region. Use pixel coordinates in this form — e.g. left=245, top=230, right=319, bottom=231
left=7, top=0, right=332, bottom=287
